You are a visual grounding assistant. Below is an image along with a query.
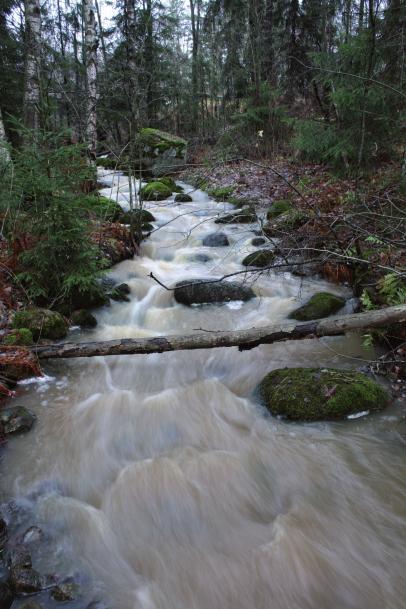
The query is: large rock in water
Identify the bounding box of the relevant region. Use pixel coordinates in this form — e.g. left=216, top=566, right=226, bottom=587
left=289, top=292, right=345, bottom=321
left=12, top=309, right=68, bottom=340
left=202, top=233, right=230, bottom=247
left=0, top=407, right=36, bottom=434
left=242, top=249, right=274, bottom=268
left=174, top=279, right=255, bottom=306
left=139, top=128, right=187, bottom=177
left=258, top=367, right=389, bottom=421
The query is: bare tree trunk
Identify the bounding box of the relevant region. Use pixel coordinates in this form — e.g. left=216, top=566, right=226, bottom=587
left=263, top=0, right=274, bottom=84
left=23, top=0, right=41, bottom=133
left=189, top=0, right=200, bottom=130
left=84, top=0, right=98, bottom=165
left=0, top=107, right=10, bottom=163
left=33, top=305, right=406, bottom=359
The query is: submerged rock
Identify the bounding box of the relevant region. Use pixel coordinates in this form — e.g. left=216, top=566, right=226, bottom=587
left=22, top=526, right=43, bottom=545
left=258, top=367, right=389, bottom=421
left=202, top=233, right=230, bottom=247
left=20, top=602, right=44, bottom=609
left=289, top=292, right=345, bottom=321
left=175, top=193, right=193, bottom=203
left=174, top=279, right=255, bottom=306
left=0, top=519, right=7, bottom=551
left=51, top=581, right=78, bottom=602
left=0, top=407, right=36, bottom=435
left=13, top=309, right=68, bottom=341
left=215, top=209, right=257, bottom=224
left=187, top=253, right=212, bottom=263
left=242, top=250, right=274, bottom=268
left=251, top=237, right=266, bottom=246
left=70, top=286, right=109, bottom=310
left=109, top=283, right=131, bottom=302
left=71, top=310, right=97, bottom=328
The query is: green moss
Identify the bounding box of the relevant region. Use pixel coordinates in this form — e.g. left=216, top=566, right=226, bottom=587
left=175, top=193, right=193, bottom=203
left=70, top=309, right=97, bottom=328
left=73, top=194, right=123, bottom=222
left=215, top=209, right=257, bottom=224
left=242, top=250, right=274, bottom=268
left=208, top=186, right=234, bottom=201
left=267, top=199, right=292, bottom=219
left=157, top=176, right=183, bottom=192
left=3, top=328, right=34, bottom=346
left=142, top=222, right=154, bottom=232
left=259, top=367, right=389, bottom=421
left=119, top=208, right=155, bottom=224
left=139, top=128, right=187, bottom=155
left=141, top=181, right=172, bottom=201
left=228, top=196, right=257, bottom=208
left=13, top=308, right=68, bottom=340
left=289, top=292, right=346, bottom=321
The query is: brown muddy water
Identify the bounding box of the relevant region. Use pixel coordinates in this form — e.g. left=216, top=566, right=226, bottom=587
left=1, top=173, right=406, bottom=609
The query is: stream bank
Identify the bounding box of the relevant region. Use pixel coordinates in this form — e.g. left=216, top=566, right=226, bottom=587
left=0, top=172, right=405, bottom=609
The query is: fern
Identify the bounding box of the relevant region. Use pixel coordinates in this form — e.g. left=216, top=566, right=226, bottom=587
left=378, top=273, right=406, bottom=306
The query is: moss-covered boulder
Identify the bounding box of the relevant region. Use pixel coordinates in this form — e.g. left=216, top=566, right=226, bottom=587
left=69, top=284, right=109, bottom=310
left=13, top=309, right=68, bottom=340
left=174, top=279, right=255, bottom=306
left=141, top=181, right=172, bottom=201
left=264, top=209, right=309, bottom=237
left=208, top=186, right=234, bottom=201
left=73, top=194, right=123, bottom=222
left=215, top=209, right=257, bottom=224
left=266, top=199, right=293, bottom=219
left=2, top=328, right=33, bottom=346
left=142, top=223, right=154, bottom=232
left=70, top=310, right=97, bottom=328
left=242, top=250, right=274, bottom=268
left=258, top=367, right=389, bottom=421
left=119, top=208, right=155, bottom=224
left=289, top=292, right=345, bottom=321
left=139, top=128, right=187, bottom=176
left=109, top=283, right=131, bottom=302
left=175, top=193, right=193, bottom=203
left=158, top=176, right=183, bottom=193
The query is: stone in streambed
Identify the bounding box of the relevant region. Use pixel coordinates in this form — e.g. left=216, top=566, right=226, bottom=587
left=215, top=209, right=257, bottom=224
left=258, top=367, right=389, bottom=421
left=0, top=407, right=36, bottom=435
left=187, top=254, right=212, bottom=263
left=109, top=283, right=131, bottom=302
left=289, top=292, right=345, bottom=321
left=119, top=209, right=155, bottom=224
left=251, top=237, right=266, bottom=246
left=202, top=233, right=230, bottom=247
left=0, top=519, right=7, bottom=552
left=174, top=279, right=255, bottom=306
left=141, top=181, right=172, bottom=201
left=9, top=566, right=42, bottom=595
left=51, top=580, right=78, bottom=602
left=242, top=250, right=274, bottom=268
left=13, top=309, right=68, bottom=341
left=20, top=602, right=44, bottom=609
left=175, top=193, right=193, bottom=203
left=71, top=310, right=97, bottom=328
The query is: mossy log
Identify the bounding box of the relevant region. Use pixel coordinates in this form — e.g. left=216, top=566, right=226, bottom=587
left=33, top=305, right=406, bottom=359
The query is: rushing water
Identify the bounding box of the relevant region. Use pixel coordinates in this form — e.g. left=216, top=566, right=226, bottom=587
left=1, top=172, right=406, bottom=609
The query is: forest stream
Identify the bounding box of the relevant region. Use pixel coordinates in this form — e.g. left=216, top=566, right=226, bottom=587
left=1, top=172, right=405, bottom=609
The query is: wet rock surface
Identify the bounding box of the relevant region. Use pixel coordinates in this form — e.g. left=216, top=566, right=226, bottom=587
left=259, top=367, right=390, bottom=421
left=242, top=249, right=274, bottom=268
left=70, top=310, right=97, bottom=328
left=174, top=279, right=255, bottom=306
left=202, top=233, right=230, bottom=247
left=0, top=407, right=36, bottom=435
left=289, top=292, right=346, bottom=321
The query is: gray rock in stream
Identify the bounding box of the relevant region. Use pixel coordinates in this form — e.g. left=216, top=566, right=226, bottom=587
left=202, top=233, right=230, bottom=247
left=0, top=407, right=36, bottom=435
left=0, top=582, right=13, bottom=609
left=174, top=279, right=255, bottom=306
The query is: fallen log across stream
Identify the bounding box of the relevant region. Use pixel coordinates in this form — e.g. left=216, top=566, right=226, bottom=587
left=33, top=305, right=406, bottom=359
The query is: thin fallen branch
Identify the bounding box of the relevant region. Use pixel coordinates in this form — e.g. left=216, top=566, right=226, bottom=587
left=33, top=305, right=406, bottom=359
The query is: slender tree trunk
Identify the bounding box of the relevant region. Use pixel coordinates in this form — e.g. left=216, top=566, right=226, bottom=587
left=124, top=0, right=139, bottom=135
left=189, top=0, right=200, bottom=130
left=144, top=0, right=154, bottom=122
left=23, top=0, right=41, bottom=133
left=84, top=0, right=98, bottom=165
left=263, top=0, right=274, bottom=84
left=0, top=107, right=10, bottom=163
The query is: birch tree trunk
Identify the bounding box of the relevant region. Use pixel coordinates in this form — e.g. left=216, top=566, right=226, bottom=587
left=0, top=107, right=10, bottom=164
left=23, top=0, right=41, bottom=133
left=84, top=0, right=98, bottom=165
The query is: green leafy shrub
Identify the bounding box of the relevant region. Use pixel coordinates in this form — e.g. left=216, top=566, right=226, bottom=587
left=3, top=328, right=33, bottom=346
